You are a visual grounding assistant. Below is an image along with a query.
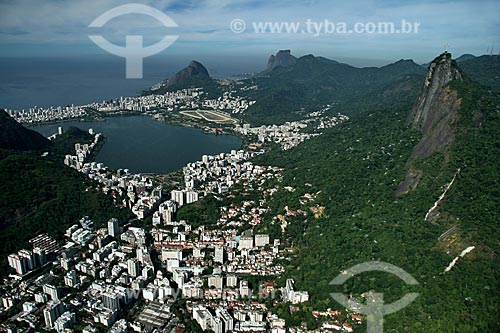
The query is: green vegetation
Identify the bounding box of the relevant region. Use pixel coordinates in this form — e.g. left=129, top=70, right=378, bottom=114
left=2, top=53, right=500, bottom=331
left=0, top=109, right=51, bottom=151
left=0, top=127, right=134, bottom=276
left=459, top=55, right=500, bottom=92
left=249, top=80, right=500, bottom=331
left=177, top=194, right=223, bottom=228
left=48, top=126, right=99, bottom=161
left=240, top=56, right=425, bottom=125
left=171, top=299, right=204, bottom=333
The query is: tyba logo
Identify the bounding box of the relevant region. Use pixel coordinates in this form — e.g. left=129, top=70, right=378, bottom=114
left=89, top=3, right=178, bottom=79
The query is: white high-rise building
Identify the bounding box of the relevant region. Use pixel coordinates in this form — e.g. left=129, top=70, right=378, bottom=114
left=171, top=190, right=185, bottom=206
left=216, top=307, right=234, bottom=333
left=43, top=284, right=60, bottom=301
left=108, top=218, right=119, bottom=238
left=193, top=246, right=204, bottom=259
left=160, top=200, right=177, bottom=224
left=18, top=249, right=35, bottom=271
left=211, top=317, right=223, bottom=333
left=239, top=280, right=251, bottom=298
left=43, top=300, right=63, bottom=328
left=208, top=275, right=223, bottom=289
left=255, top=234, right=270, bottom=247
left=54, top=311, right=76, bottom=332
left=226, top=274, right=238, bottom=288
left=102, top=292, right=121, bottom=311
left=185, top=190, right=199, bottom=204
left=162, top=249, right=182, bottom=261
left=214, top=246, right=224, bottom=264
left=283, top=278, right=309, bottom=304
left=152, top=211, right=162, bottom=226
left=238, top=236, right=254, bottom=250
left=8, top=253, right=27, bottom=275
left=33, top=247, right=47, bottom=267
left=193, top=305, right=213, bottom=331
left=127, top=258, right=140, bottom=277
left=166, top=259, right=180, bottom=273
left=64, top=270, right=78, bottom=288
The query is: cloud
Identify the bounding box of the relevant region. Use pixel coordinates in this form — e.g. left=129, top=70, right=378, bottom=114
left=0, top=0, right=499, bottom=62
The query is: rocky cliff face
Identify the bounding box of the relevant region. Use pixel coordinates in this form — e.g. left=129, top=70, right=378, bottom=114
left=409, top=52, right=463, bottom=133
left=397, top=53, right=464, bottom=194
left=266, top=50, right=297, bottom=71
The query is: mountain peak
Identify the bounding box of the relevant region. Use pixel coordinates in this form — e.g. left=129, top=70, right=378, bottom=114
left=166, top=60, right=210, bottom=87
left=409, top=52, right=463, bottom=132
left=455, top=54, right=476, bottom=63
left=393, top=59, right=418, bottom=66
left=187, top=60, right=209, bottom=74
left=148, top=60, right=214, bottom=95
left=298, top=54, right=317, bottom=61
left=379, top=58, right=425, bottom=76
left=266, top=50, right=297, bottom=71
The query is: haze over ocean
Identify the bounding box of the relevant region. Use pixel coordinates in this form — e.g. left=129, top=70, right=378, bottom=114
left=0, top=55, right=264, bottom=110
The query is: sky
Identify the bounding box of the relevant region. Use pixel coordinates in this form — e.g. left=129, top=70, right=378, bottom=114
left=0, top=0, right=499, bottom=66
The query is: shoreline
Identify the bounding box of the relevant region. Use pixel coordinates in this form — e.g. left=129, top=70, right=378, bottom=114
left=40, top=114, right=248, bottom=177
left=26, top=116, right=106, bottom=129
left=31, top=110, right=249, bottom=150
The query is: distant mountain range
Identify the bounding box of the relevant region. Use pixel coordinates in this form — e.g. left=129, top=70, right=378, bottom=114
left=458, top=55, right=500, bottom=92
left=242, top=50, right=426, bottom=124
left=238, top=50, right=500, bottom=125
left=139, top=51, right=499, bottom=126
left=455, top=54, right=477, bottom=62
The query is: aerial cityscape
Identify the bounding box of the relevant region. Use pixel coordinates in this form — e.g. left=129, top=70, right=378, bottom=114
left=1, top=1, right=499, bottom=333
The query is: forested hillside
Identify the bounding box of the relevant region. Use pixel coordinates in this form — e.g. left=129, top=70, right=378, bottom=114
left=249, top=69, right=500, bottom=331
left=0, top=117, right=134, bottom=276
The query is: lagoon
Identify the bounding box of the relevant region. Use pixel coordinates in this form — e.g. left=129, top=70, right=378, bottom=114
left=32, top=116, right=242, bottom=174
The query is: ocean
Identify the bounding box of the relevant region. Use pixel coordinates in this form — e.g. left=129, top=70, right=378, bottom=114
left=0, top=54, right=264, bottom=110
